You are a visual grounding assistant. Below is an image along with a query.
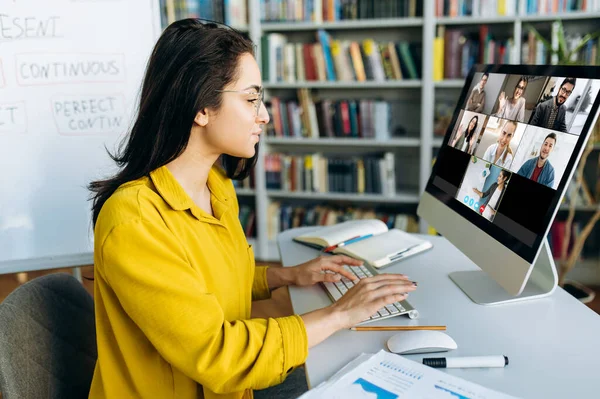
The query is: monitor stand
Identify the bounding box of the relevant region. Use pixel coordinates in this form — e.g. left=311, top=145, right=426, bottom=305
left=449, top=239, right=558, bottom=305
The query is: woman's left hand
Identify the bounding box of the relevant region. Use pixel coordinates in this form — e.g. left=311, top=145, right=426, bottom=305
left=290, top=255, right=363, bottom=287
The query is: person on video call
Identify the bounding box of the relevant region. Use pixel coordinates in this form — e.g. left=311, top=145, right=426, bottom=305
left=494, top=76, right=528, bottom=122
left=451, top=115, right=479, bottom=154
left=473, top=169, right=510, bottom=221
left=529, top=78, right=576, bottom=133
left=482, top=120, right=517, bottom=168
left=466, top=73, right=488, bottom=112
left=516, top=133, right=557, bottom=188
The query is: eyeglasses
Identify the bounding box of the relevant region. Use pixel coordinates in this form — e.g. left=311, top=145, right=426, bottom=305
left=516, top=84, right=526, bottom=90
left=559, top=86, right=573, bottom=96
left=216, top=87, right=264, bottom=116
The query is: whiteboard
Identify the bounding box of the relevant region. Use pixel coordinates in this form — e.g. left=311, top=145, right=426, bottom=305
left=0, top=0, right=161, bottom=272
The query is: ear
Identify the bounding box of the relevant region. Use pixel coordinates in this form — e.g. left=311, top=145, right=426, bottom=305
left=194, top=109, right=209, bottom=127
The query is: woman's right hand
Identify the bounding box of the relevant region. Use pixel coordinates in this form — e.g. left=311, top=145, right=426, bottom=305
left=330, top=274, right=417, bottom=329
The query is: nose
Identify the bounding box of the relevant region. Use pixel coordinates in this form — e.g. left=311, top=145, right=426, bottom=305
left=256, top=101, right=270, bottom=125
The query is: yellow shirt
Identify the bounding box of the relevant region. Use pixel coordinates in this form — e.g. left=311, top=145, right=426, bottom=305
left=89, top=165, right=308, bottom=399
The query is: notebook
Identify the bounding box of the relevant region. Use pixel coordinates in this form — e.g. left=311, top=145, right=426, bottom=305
left=293, top=219, right=433, bottom=268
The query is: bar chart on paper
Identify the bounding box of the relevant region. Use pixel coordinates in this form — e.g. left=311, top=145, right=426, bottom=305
left=299, top=351, right=518, bottom=399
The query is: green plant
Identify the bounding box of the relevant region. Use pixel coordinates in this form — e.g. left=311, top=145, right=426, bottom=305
left=526, top=21, right=600, bottom=287
left=526, top=21, right=600, bottom=65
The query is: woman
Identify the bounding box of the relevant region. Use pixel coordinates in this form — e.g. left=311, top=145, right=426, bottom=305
left=482, top=120, right=516, bottom=168
left=494, top=76, right=528, bottom=122
left=451, top=115, right=479, bottom=154
left=473, top=169, right=510, bottom=221
left=87, top=19, right=417, bottom=399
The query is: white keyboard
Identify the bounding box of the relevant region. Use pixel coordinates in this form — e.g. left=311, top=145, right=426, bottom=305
left=322, top=265, right=419, bottom=325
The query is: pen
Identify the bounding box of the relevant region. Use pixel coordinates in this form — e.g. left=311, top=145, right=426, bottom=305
left=323, top=234, right=372, bottom=253
left=388, top=244, right=421, bottom=262
left=322, top=235, right=359, bottom=252
left=351, top=326, right=446, bottom=331
left=423, top=355, right=509, bottom=368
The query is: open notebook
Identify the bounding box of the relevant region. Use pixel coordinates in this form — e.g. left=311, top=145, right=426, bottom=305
left=293, top=219, right=433, bottom=268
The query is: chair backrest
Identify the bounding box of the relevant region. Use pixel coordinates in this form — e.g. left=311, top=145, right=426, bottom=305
left=0, top=273, right=97, bottom=399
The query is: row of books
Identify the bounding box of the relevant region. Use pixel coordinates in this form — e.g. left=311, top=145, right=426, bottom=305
left=260, top=0, right=423, bottom=22
left=267, top=95, right=394, bottom=140
left=239, top=204, right=257, bottom=238
left=435, top=25, right=516, bottom=80
left=435, top=0, right=518, bottom=16
left=264, top=152, right=397, bottom=195
left=524, top=0, right=600, bottom=14
left=435, top=27, right=599, bottom=80
left=523, top=23, right=599, bottom=66
left=266, top=202, right=419, bottom=240
left=262, top=31, right=421, bottom=83
left=435, top=0, right=599, bottom=16
left=159, top=0, right=248, bottom=27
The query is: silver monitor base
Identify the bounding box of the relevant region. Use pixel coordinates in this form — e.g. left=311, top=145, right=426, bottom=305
left=449, top=239, right=558, bottom=305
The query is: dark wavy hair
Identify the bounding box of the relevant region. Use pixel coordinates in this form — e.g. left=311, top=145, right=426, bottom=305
left=464, top=115, right=479, bottom=141
left=89, top=19, right=256, bottom=225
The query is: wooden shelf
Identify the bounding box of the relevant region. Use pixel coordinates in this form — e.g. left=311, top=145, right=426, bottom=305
left=265, top=137, right=421, bottom=147
left=434, top=79, right=465, bottom=89
left=435, top=12, right=600, bottom=25
left=520, top=11, right=600, bottom=22
left=435, top=15, right=516, bottom=25
left=235, top=188, right=256, bottom=196
left=263, top=80, right=422, bottom=89
left=267, top=190, right=420, bottom=203
left=261, top=18, right=423, bottom=32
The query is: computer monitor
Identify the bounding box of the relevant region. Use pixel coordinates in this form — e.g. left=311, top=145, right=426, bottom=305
left=418, top=64, right=600, bottom=305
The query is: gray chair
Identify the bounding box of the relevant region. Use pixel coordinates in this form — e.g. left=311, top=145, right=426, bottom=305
left=0, top=273, right=97, bottom=399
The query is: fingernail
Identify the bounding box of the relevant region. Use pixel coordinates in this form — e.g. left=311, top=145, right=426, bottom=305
left=412, top=281, right=418, bottom=286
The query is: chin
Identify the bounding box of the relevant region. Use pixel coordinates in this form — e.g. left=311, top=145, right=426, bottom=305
left=242, top=146, right=257, bottom=158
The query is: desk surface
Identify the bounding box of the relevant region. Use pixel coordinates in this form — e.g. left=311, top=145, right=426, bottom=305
left=277, top=226, right=600, bottom=399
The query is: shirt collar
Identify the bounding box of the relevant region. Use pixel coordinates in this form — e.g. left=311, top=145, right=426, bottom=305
left=149, top=165, right=232, bottom=216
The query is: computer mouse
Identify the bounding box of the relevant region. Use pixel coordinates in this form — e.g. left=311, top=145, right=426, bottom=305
left=386, top=330, right=458, bottom=355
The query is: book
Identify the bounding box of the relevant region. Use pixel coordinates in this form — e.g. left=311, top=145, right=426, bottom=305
left=293, top=219, right=433, bottom=268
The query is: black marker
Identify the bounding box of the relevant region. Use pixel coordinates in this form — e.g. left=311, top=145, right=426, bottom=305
left=423, top=355, right=509, bottom=368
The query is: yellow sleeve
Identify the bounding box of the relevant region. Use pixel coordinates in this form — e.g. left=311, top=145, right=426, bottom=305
left=252, top=266, right=272, bottom=300
left=226, top=177, right=272, bottom=302
left=99, top=220, right=308, bottom=394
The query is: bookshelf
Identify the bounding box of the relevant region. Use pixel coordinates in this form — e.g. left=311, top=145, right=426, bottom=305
left=158, top=1, right=600, bottom=263
left=266, top=190, right=420, bottom=203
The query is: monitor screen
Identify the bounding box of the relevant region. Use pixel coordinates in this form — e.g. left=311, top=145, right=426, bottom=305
left=425, top=65, right=600, bottom=263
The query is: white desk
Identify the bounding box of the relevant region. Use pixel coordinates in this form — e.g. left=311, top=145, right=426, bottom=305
left=277, top=226, right=600, bottom=399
